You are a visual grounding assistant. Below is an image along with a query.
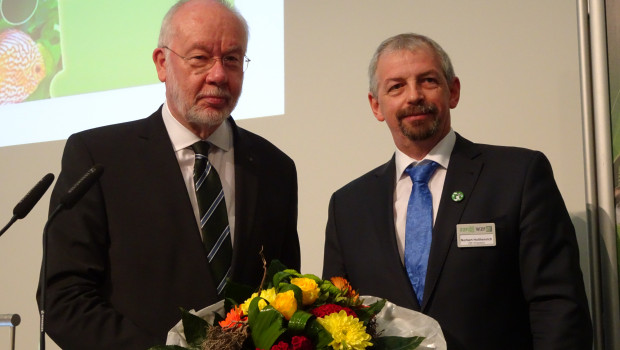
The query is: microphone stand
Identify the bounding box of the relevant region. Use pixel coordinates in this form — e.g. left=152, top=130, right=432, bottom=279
left=39, top=165, right=102, bottom=350
left=40, top=205, right=64, bottom=350
left=0, top=217, right=17, bottom=237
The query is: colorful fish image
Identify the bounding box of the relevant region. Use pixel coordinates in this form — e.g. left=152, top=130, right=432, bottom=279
left=0, top=0, right=61, bottom=105
left=0, top=28, right=45, bottom=104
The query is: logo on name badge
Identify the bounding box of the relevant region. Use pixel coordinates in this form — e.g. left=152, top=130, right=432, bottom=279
left=456, top=223, right=496, bottom=247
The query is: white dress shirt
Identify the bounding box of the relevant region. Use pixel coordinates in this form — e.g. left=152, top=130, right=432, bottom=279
left=393, top=129, right=456, bottom=264
left=161, top=101, right=236, bottom=242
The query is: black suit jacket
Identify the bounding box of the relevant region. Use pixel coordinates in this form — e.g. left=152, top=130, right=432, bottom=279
left=323, top=134, right=591, bottom=349
left=37, top=108, right=300, bottom=349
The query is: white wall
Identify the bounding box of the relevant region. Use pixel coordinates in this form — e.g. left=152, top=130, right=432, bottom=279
left=0, top=1, right=589, bottom=349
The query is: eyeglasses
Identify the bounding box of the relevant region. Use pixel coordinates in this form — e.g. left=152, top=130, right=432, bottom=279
left=161, top=46, right=250, bottom=73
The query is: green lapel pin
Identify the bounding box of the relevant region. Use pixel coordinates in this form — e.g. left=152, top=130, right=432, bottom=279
left=451, top=191, right=464, bottom=202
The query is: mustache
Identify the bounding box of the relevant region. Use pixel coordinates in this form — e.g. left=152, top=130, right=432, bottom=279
left=196, top=88, right=232, bottom=101
left=396, top=103, right=437, bottom=119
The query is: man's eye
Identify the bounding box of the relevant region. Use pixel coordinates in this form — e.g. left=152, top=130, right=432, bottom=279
left=421, top=78, right=439, bottom=86
left=387, top=83, right=403, bottom=92
left=189, top=56, right=210, bottom=66
left=223, top=55, right=241, bottom=63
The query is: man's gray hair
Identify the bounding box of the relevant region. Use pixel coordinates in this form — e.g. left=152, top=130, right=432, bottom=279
left=368, top=33, right=455, bottom=96
left=157, top=0, right=249, bottom=48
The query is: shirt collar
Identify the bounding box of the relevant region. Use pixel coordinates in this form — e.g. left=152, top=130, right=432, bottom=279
left=161, top=100, right=233, bottom=152
left=395, top=129, right=456, bottom=178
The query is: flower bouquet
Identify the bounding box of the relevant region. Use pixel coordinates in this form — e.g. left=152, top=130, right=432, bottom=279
left=150, top=260, right=445, bottom=350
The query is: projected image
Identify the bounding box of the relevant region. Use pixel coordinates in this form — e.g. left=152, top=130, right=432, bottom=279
left=0, top=0, right=60, bottom=104
left=1, top=0, right=175, bottom=104
left=48, top=0, right=177, bottom=98
left=0, top=0, right=284, bottom=147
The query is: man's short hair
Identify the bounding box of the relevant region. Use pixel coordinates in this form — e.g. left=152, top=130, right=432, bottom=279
left=368, top=33, right=455, bottom=96
left=157, top=0, right=249, bottom=49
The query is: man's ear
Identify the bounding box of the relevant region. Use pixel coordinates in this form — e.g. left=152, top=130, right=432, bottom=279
left=449, top=77, right=461, bottom=109
left=153, top=48, right=167, bottom=82
left=369, top=92, right=385, bottom=122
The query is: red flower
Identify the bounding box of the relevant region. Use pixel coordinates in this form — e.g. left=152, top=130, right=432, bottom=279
left=310, top=304, right=357, bottom=318
left=291, top=335, right=313, bottom=350
left=262, top=336, right=312, bottom=350
left=267, top=341, right=290, bottom=350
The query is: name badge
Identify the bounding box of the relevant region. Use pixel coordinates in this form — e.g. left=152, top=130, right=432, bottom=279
left=456, top=223, right=496, bottom=247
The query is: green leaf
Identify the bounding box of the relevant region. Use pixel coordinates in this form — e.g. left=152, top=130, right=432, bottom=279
left=212, top=309, right=225, bottom=326
left=319, top=280, right=342, bottom=297
left=180, top=308, right=208, bottom=347
left=272, top=270, right=297, bottom=286
left=265, top=259, right=289, bottom=287
left=248, top=298, right=286, bottom=349
left=356, top=299, right=386, bottom=325
left=306, top=318, right=333, bottom=349
left=288, top=310, right=313, bottom=332
left=371, top=336, right=425, bottom=350
left=301, top=273, right=322, bottom=283
left=314, top=280, right=342, bottom=305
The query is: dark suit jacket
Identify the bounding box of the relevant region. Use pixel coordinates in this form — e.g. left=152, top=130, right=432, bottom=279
left=323, top=134, right=591, bottom=350
left=37, top=108, right=300, bottom=350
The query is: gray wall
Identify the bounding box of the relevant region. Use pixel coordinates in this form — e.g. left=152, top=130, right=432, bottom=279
left=0, top=1, right=589, bottom=348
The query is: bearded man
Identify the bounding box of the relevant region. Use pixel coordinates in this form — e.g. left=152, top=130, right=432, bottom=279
left=37, top=1, right=299, bottom=349
left=322, top=33, right=591, bottom=350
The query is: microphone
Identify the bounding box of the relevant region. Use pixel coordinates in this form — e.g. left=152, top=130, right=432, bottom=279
left=0, top=314, right=21, bottom=327
left=0, top=173, right=55, bottom=238
left=57, top=164, right=104, bottom=209
left=0, top=314, right=20, bottom=350
left=40, top=164, right=104, bottom=350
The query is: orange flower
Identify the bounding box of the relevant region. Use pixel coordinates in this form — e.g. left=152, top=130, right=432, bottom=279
left=218, top=305, right=246, bottom=329
left=331, top=276, right=359, bottom=301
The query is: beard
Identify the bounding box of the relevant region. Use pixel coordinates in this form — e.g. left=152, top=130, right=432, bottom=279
left=396, top=103, right=440, bottom=141
left=167, top=68, right=239, bottom=127
left=184, top=88, right=238, bottom=127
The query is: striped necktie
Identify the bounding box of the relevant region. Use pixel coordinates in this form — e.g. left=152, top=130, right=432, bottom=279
left=191, top=141, right=232, bottom=294
left=404, top=161, right=439, bottom=306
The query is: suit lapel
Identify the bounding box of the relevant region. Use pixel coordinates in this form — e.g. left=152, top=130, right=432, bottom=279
left=373, top=157, right=402, bottom=264
left=137, top=108, right=219, bottom=296
left=374, top=157, right=421, bottom=309
left=228, top=119, right=259, bottom=270
left=139, top=109, right=205, bottom=245
left=422, top=134, right=483, bottom=310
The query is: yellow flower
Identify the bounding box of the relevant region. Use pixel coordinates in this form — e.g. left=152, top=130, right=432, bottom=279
left=259, top=288, right=277, bottom=303
left=317, top=310, right=373, bottom=350
left=271, top=290, right=297, bottom=320
left=240, top=288, right=277, bottom=314
left=291, top=277, right=320, bottom=305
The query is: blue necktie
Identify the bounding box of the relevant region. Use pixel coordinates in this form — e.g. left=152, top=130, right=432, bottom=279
left=191, top=141, right=232, bottom=295
left=404, top=161, right=439, bottom=306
